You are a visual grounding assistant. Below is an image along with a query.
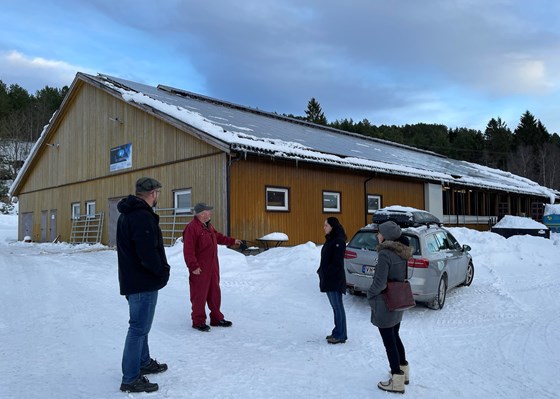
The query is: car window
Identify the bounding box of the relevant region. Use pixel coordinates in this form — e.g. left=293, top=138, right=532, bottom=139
left=425, top=234, right=440, bottom=253
left=434, top=231, right=451, bottom=250
left=445, top=232, right=461, bottom=250
left=348, top=231, right=378, bottom=251
left=404, top=235, right=421, bottom=255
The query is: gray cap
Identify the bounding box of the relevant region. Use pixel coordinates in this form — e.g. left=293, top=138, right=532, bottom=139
left=194, top=202, right=213, bottom=214
left=136, top=177, right=162, bottom=193
left=378, top=221, right=402, bottom=241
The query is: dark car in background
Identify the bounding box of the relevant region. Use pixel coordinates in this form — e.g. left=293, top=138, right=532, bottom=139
left=344, top=206, right=474, bottom=310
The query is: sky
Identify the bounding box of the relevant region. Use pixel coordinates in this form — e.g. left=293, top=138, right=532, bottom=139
left=1, top=0, right=560, bottom=134
left=1, top=212, right=559, bottom=398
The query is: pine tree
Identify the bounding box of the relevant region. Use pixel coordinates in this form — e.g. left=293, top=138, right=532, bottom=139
left=514, top=111, right=539, bottom=147
left=484, top=117, right=512, bottom=169
left=305, top=97, right=327, bottom=125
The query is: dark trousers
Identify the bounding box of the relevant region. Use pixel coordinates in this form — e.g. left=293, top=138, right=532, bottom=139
left=378, top=322, right=407, bottom=374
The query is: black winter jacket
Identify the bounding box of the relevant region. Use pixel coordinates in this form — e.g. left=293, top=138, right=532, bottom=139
left=117, top=195, right=170, bottom=295
left=317, top=231, right=347, bottom=293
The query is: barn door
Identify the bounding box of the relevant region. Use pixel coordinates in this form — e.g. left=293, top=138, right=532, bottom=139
left=49, top=210, right=57, bottom=242
left=108, top=197, right=125, bottom=247
left=21, top=212, right=33, bottom=240
left=40, top=210, right=48, bottom=242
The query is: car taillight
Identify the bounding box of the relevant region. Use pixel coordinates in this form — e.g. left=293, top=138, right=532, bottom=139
left=408, top=258, right=429, bottom=268
left=344, top=250, right=358, bottom=259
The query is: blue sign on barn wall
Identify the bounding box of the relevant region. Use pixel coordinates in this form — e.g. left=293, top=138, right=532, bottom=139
left=110, top=143, right=132, bottom=172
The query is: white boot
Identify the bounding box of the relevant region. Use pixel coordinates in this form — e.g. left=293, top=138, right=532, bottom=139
left=378, top=372, right=405, bottom=394
left=400, top=363, right=410, bottom=385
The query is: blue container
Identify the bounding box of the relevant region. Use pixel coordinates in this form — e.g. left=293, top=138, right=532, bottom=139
left=543, top=214, right=560, bottom=233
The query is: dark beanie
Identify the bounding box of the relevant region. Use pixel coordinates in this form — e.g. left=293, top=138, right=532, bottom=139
left=378, top=221, right=401, bottom=241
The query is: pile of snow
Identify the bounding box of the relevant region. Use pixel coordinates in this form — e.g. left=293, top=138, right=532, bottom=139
left=493, top=215, right=548, bottom=229
left=1, top=214, right=559, bottom=398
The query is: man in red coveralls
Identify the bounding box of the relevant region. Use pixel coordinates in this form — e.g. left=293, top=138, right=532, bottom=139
left=182, top=202, right=242, bottom=332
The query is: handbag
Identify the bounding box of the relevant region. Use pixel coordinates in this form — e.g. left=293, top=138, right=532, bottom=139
left=382, top=264, right=416, bottom=311
left=383, top=281, right=416, bottom=311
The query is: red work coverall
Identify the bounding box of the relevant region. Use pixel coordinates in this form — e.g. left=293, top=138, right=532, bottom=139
left=182, top=217, right=235, bottom=325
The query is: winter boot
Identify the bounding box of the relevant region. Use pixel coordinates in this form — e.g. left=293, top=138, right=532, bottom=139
left=140, top=358, right=168, bottom=375
left=378, top=372, right=405, bottom=394
left=400, top=362, right=410, bottom=385
left=120, top=376, right=158, bottom=393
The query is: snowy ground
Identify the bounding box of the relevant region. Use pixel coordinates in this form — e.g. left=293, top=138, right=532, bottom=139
left=1, top=214, right=559, bottom=398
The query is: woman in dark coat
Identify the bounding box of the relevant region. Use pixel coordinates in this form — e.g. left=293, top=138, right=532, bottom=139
left=317, top=217, right=348, bottom=344
left=367, top=221, right=413, bottom=394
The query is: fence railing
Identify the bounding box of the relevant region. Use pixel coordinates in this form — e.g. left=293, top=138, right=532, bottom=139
left=154, top=208, right=194, bottom=247
left=442, top=214, right=497, bottom=227
left=70, top=212, right=105, bottom=244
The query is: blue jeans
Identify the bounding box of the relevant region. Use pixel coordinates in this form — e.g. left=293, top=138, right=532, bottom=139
left=326, top=291, right=347, bottom=340
left=122, top=290, right=158, bottom=384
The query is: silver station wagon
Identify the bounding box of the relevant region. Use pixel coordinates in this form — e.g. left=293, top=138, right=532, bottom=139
left=344, top=207, right=474, bottom=310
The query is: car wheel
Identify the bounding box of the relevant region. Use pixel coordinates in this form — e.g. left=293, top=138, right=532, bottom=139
left=428, top=274, right=447, bottom=310
left=461, top=261, right=474, bottom=287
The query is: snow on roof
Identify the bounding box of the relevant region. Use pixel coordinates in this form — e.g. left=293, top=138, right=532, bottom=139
left=96, top=74, right=557, bottom=202
left=544, top=204, right=560, bottom=215
left=10, top=72, right=559, bottom=203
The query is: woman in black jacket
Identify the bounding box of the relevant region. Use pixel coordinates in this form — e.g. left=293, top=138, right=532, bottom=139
left=317, top=217, right=348, bottom=344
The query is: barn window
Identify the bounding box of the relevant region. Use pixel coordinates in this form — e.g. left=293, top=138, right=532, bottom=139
left=367, top=194, right=381, bottom=213
left=86, top=201, right=96, bottom=218
left=266, top=187, right=289, bottom=211
left=174, top=189, right=192, bottom=214
left=71, top=203, right=80, bottom=220
left=323, top=191, right=341, bottom=213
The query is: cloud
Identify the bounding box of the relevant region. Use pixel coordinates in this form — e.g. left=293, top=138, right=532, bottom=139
left=0, top=50, right=89, bottom=93
left=2, top=0, right=560, bottom=132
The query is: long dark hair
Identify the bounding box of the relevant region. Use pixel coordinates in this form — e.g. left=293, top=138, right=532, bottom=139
left=326, top=217, right=347, bottom=241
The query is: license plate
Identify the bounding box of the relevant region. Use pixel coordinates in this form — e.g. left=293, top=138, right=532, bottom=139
left=362, top=265, right=375, bottom=275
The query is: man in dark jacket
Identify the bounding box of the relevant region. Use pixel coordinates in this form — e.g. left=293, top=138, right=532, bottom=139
left=117, top=177, right=170, bottom=393
left=182, top=202, right=241, bottom=332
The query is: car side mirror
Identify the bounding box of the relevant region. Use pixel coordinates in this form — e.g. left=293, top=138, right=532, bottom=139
left=462, top=244, right=471, bottom=252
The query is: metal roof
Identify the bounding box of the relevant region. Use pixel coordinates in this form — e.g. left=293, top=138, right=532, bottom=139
left=88, top=73, right=557, bottom=200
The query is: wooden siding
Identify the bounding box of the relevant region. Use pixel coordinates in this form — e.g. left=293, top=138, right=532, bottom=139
left=15, top=83, right=230, bottom=243
left=229, top=157, right=424, bottom=245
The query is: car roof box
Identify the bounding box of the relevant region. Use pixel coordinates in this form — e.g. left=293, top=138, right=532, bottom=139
left=372, top=206, right=441, bottom=228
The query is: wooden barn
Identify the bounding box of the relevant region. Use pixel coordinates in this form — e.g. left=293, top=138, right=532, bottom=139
left=9, top=73, right=559, bottom=246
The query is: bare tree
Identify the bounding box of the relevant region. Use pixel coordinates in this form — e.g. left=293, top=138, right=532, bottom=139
left=537, top=143, right=560, bottom=188
left=507, top=145, right=534, bottom=180
left=0, top=109, right=34, bottom=180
